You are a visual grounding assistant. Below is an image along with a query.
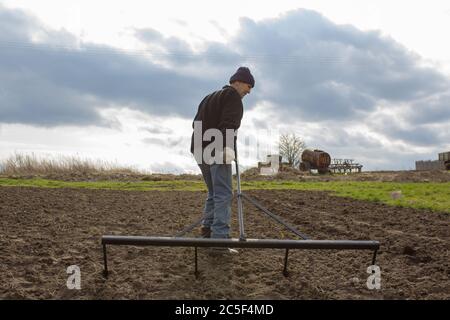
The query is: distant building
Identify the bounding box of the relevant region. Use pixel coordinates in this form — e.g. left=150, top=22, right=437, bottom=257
left=258, top=154, right=282, bottom=175
left=415, top=151, right=450, bottom=170
left=415, top=160, right=446, bottom=171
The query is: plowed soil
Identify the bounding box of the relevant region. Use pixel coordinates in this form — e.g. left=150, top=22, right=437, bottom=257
left=0, top=186, right=448, bottom=299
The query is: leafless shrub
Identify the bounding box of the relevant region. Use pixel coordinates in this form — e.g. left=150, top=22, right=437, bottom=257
left=0, top=152, right=138, bottom=175
left=278, top=133, right=306, bottom=168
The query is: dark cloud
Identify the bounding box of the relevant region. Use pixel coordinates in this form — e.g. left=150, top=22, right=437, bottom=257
left=0, top=41, right=212, bottom=125
left=135, top=9, right=450, bottom=123
left=0, top=5, right=40, bottom=42
left=0, top=67, right=102, bottom=126
left=378, top=121, right=445, bottom=146
left=231, top=11, right=448, bottom=121
left=135, top=28, right=193, bottom=56
left=0, top=5, right=212, bottom=126
left=360, top=109, right=449, bottom=147
left=0, top=5, right=449, bottom=137
left=135, top=27, right=242, bottom=79
left=405, top=92, right=450, bottom=125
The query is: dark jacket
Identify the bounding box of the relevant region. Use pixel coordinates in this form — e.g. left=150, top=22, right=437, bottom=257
left=190, top=85, right=243, bottom=156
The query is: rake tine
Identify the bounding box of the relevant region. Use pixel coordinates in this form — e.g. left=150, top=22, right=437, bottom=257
left=283, top=249, right=290, bottom=277
left=102, top=244, right=108, bottom=278
left=372, top=249, right=378, bottom=266
left=194, top=247, right=199, bottom=278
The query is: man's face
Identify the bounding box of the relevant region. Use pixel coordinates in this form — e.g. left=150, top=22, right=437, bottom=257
left=235, top=81, right=252, bottom=98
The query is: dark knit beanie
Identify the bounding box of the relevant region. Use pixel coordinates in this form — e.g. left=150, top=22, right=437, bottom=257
left=229, top=67, right=255, bottom=88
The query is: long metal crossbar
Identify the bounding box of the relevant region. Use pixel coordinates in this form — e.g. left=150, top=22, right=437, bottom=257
left=101, top=145, right=380, bottom=278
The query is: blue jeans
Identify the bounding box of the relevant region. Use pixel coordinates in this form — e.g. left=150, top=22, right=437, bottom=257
left=198, top=163, right=233, bottom=238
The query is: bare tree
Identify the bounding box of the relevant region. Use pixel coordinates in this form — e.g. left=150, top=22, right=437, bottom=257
left=278, top=133, right=306, bottom=168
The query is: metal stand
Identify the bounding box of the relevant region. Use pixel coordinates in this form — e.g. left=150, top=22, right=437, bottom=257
left=101, top=144, right=380, bottom=278
left=235, top=145, right=246, bottom=241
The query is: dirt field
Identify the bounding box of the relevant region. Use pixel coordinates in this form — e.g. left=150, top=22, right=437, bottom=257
left=1, top=184, right=448, bottom=300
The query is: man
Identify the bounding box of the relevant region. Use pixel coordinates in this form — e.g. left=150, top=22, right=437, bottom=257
left=190, top=67, right=255, bottom=242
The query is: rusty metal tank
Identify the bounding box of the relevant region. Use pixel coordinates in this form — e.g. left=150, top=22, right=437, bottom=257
left=301, top=149, right=331, bottom=170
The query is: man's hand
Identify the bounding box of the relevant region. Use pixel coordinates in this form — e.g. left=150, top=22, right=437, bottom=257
left=224, top=147, right=235, bottom=164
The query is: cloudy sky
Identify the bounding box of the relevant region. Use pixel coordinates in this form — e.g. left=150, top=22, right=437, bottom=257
left=0, top=0, right=449, bottom=173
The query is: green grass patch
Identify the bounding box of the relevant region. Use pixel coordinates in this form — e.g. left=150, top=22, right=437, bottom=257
left=242, top=180, right=450, bottom=213
left=1, top=178, right=449, bottom=213
left=0, top=177, right=207, bottom=192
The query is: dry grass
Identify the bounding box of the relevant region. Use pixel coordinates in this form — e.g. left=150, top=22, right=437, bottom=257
left=0, top=152, right=139, bottom=176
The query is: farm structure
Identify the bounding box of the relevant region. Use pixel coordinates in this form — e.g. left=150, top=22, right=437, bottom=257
left=416, top=151, right=450, bottom=171
left=329, top=159, right=363, bottom=173
left=299, top=149, right=331, bottom=174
